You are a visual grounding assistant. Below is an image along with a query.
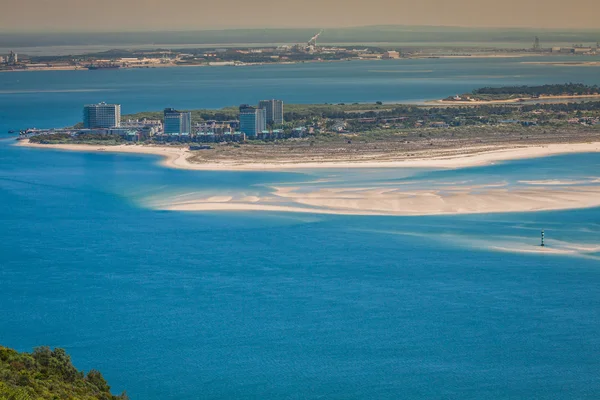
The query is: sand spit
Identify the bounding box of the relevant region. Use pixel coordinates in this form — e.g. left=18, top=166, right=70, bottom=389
left=16, top=140, right=600, bottom=172
left=17, top=139, right=600, bottom=217
left=149, top=185, right=600, bottom=217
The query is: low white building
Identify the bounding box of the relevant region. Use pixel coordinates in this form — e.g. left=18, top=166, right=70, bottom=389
left=382, top=51, right=401, bottom=59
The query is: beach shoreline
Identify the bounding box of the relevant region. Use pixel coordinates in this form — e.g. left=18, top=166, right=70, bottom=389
left=433, top=94, right=600, bottom=105
left=16, top=138, right=600, bottom=171
left=15, top=139, right=600, bottom=217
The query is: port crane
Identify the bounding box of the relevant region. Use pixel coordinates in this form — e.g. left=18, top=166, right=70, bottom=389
left=307, top=30, right=323, bottom=49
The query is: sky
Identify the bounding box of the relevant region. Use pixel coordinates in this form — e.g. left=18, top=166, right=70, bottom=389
left=1, top=0, right=599, bottom=32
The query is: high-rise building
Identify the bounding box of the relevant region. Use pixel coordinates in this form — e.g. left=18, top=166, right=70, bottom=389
left=258, top=99, right=284, bottom=125
left=7, top=51, right=18, bottom=65
left=83, top=102, right=121, bottom=128
left=239, top=105, right=266, bottom=136
left=164, top=108, right=192, bottom=135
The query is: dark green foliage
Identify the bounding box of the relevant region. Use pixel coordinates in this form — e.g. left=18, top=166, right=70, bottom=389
left=85, top=370, right=110, bottom=393
left=122, top=97, right=600, bottom=128
left=0, top=345, right=127, bottom=400
left=473, top=83, right=600, bottom=97
left=125, top=108, right=239, bottom=123
left=29, top=133, right=125, bottom=145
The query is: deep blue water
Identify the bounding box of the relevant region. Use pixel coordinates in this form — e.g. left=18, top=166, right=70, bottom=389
left=1, top=61, right=600, bottom=399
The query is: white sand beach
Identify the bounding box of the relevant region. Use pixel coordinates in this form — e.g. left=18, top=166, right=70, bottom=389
left=16, top=139, right=600, bottom=171
left=17, top=139, right=600, bottom=216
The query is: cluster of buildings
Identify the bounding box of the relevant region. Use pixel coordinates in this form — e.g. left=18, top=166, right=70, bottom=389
left=239, top=100, right=284, bottom=136
left=45, top=100, right=290, bottom=142
left=0, top=51, right=18, bottom=65
left=550, top=43, right=600, bottom=54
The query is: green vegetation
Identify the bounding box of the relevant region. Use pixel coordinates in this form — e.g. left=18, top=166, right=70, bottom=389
left=124, top=103, right=400, bottom=123
left=473, top=83, right=600, bottom=97
left=29, top=85, right=600, bottom=146
left=29, top=133, right=125, bottom=145
left=448, top=84, right=600, bottom=101
left=125, top=107, right=238, bottom=122
left=125, top=100, right=600, bottom=128
left=0, top=346, right=127, bottom=400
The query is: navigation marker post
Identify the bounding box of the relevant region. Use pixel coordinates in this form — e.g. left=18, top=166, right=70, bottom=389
left=541, top=229, right=545, bottom=247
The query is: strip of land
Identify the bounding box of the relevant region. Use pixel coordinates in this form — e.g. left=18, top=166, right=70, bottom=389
left=436, top=84, right=600, bottom=104
left=521, top=61, right=600, bottom=67
left=17, top=138, right=600, bottom=170
left=435, top=94, right=600, bottom=105
left=16, top=138, right=600, bottom=216
left=15, top=87, right=600, bottom=216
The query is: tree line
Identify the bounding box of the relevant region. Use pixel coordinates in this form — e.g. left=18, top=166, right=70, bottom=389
left=472, top=83, right=600, bottom=97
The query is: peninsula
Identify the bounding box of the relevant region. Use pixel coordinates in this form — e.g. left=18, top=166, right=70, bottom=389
left=19, top=84, right=600, bottom=171
left=439, top=83, right=600, bottom=104
left=16, top=83, right=600, bottom=217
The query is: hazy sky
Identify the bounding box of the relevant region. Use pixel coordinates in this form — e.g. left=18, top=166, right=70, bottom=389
left=2, top=0, right=599, bottom=32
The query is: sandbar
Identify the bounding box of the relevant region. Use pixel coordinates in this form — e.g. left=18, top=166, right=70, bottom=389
left=16, top=139, right=600, bottom=217
left=152, top=185, right=600, bottom=216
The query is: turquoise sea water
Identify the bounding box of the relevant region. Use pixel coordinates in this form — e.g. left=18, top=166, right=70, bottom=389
left=1, top=59, right=600, bottom=399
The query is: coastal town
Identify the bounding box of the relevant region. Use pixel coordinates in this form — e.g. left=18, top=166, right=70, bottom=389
left=20, top=100, right=305, bottom=144
left=17, top=84, right=600, bottom=150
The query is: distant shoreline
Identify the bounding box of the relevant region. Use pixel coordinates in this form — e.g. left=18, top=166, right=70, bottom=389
left=0, top=59, right=349, bottom=73
left=0, top=52, right=553, bottom=73
left=433, top=94, right=600, bottom=105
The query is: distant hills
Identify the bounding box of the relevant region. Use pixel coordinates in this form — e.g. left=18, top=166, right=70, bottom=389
left=1, top=25, right=599, bottom=49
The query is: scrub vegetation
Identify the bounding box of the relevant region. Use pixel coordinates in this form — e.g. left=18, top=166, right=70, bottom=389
left=0, top=346, right=127, bottom=400
left=447, top=84, right=600, bottom=101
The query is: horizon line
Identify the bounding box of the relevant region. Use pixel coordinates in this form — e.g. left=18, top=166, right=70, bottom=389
left=2, top=24, right=600, bottom=35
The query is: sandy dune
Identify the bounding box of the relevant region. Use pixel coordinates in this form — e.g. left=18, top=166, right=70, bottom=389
left=16, top=139, right=600, bottom=171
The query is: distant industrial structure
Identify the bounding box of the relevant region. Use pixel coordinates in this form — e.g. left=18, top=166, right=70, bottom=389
left=258, top=99, right=284, bottom=125
left=306, top=30, right=323, bottom=53
left=83, top=102, right=121, bottom=128
left=382, top=50, right=401, bottom=59
left=551, top=45, right=597, bottom=54
left=7, top=51, right=18, bottom=65
left=164, top=108, right=192, bottom=135
left=1, top=51, right=18, bottom=66
left=549, top=41, right=599, bottom=54
left=290, top=31, right=325, bottom=53
left=239, top=105, right=267, bottom=136
left=530, top=35, right=600, bottom=54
